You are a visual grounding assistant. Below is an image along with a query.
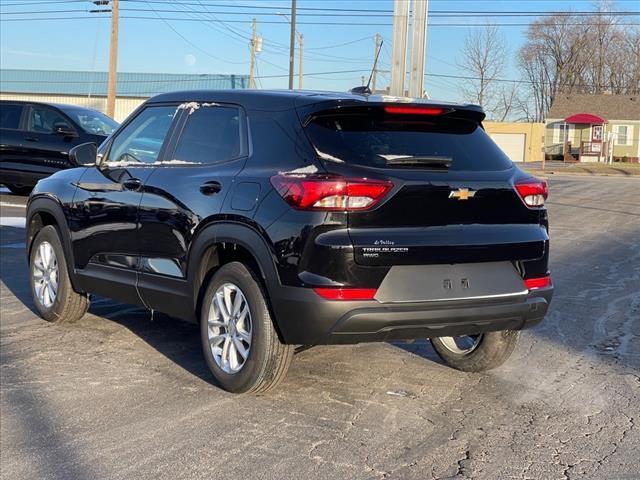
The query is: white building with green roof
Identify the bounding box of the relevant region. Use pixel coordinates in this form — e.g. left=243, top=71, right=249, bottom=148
left=0, top=69, right=248, bottom=121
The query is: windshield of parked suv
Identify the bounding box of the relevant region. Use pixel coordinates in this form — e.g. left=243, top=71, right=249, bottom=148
left=304, top=109, right=513, bottom=171
left=63, top=108, right=118, bottom=136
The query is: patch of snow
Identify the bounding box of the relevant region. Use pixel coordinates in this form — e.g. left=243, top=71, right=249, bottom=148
left=103, top=159, right=203, bottom=167
left=0, top=216, right=26, bottom=228
left=380, top=95, right=414, bottom=103
left=285, top=164, right=319, bottom=175
left=177, top=101, right=220, bottom=114
left=103, top=161, right=156, bottom=168
left=157, top=159, right=203, bottom=165
left=177, top=102, right=202, bottom=114
left=315, top=149, right=344, bottom=163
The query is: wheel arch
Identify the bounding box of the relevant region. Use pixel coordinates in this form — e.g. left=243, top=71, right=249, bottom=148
left=187, top=221, right=282, bottom=323
left=26, top=196, right=81, bottom=292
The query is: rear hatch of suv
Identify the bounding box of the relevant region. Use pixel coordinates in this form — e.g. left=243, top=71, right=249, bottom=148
left=300, top=102, right=548, bottom=269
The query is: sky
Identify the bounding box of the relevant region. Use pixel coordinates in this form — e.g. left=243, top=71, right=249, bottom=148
left=1, top=0, right=638, bottom=103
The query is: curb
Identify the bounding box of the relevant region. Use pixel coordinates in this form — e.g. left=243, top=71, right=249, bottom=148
left=522, top=169, right=640, bottom=178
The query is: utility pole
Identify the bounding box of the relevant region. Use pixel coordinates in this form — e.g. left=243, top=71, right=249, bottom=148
left=288, top=0, right=297, bottom=90
left=390, top=0, right=410, bottom=96
left=106, top=0, right=119, bottom=118
left=372, top=33, right=382, bottom=92
left=409, top=0, right=429, bottom=98
left=249, top=18, right=257, bottom=89
left=298, top=33, right=304, bottom=89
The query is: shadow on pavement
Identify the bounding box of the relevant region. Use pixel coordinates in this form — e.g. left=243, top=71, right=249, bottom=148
left=1, top=188, right=638, bottom=386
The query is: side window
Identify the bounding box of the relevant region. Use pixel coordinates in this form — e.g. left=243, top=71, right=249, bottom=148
left=105, top=105, right=177, bottom=166
left=28, top=106, right=72, bottom=134
left=0, top=104, right=24, bottom=130
left=173, top=106, right=242, bottom=165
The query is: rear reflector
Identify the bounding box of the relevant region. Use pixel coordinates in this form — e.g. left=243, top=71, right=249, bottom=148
left=313, top=288, right=377, bottom=301
left=524, top=276, right=552, bottom=290
left=270, top=174, right=393, bottom=211
left=384, top=105, right=446, bottom=116
left=515, top=179, right=548, bottom=207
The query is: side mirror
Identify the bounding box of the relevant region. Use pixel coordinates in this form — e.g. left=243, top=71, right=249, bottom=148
left=54, top=122, right=76, bottom=136
left=69, top=142, right=97, bottom=166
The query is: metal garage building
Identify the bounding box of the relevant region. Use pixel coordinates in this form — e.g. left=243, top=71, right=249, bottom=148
left=0, top=69, right=249, bottom=122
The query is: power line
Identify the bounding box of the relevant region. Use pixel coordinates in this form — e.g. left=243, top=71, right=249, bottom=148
left=3, top=7, right=639, bottom=17
left=305, top=36, right=373, bottom=51
left=119, top=0, right=640, bottom=14
left=1, top=69, right=632, bottom=90
left=142, top=0, right=246, bottom=65
left=2, top=0, right=638, bottom=5
left=4, top=16, right=640, bottom=27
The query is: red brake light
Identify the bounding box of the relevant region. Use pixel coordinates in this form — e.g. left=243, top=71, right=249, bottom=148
left=515, top=179, right=548, bottom=207
left=270, top=174, right=393, bottom=211
left=313, top=288, right=377, bottom=301
left=524, top=276, right=552, bottom=290
left=384, top=105, right=446, bottom=116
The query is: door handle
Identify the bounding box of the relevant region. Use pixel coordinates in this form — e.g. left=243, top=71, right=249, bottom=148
left=122, top=178, right=142, bottom=191
left=200, top=181, right=222, bottom=196
left=25, top=137, right=38, bottom=142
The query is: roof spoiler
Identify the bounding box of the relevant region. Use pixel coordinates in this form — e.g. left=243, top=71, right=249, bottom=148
left=299, top=101, right=486, bottom=126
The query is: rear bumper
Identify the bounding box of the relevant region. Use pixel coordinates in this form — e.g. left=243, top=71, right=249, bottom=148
left=271, top=286, right=553, bottom=345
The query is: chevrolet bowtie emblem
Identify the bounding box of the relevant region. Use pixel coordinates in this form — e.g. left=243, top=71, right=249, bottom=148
left=449, top=188, right=476, bottom=200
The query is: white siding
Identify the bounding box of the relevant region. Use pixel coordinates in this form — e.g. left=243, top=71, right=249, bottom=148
left=0, top=93, right=145, bottom=122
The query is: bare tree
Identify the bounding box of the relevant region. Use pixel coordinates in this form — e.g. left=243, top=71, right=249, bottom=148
left=458, top=25, right=508, bottom=119
left=516, top=13, right=592, bottom=121
left=584, top=0, right=620, bottom=93
left=495, top=83, right=519, bottom=122
left=615, top=27, right=640, bottom=94
left=516, top=1, right=639, bottom=120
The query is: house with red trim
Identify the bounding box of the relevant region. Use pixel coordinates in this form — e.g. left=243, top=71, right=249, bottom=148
left=544, top=94, right=639, bottom=163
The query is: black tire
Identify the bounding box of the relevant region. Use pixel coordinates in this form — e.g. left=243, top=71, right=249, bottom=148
left=29, top=225, right=89, bottom=323
left=430, top=330, right=520, bottom=372
left=200, top=261, right=293, bottom=394
left=5, top=184, right=32, bottom=196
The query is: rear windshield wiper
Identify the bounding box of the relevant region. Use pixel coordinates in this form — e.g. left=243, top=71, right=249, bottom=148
left=384, top=156, right=452, bottom=169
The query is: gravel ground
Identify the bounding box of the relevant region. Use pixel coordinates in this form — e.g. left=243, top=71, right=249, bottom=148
left=1, top=176, right=639, bottom=480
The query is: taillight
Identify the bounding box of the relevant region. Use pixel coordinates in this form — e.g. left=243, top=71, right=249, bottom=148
left=384, top=105, right=447, bottom=116
left=313, top=287, right=377, bottom=301
left=270, top=174, right=393, bottom=211
left=515, top=179, right=548, bottom=207
left=524, top=276, right=552, bottom=290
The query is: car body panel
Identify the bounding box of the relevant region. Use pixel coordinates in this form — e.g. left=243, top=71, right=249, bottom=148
left=25, top=90, right=553, bottom=343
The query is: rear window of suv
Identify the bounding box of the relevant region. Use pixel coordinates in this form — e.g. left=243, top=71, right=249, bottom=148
left=0, top=104, right=24, bottom=130
left=304, top=108, right=513, bottom=171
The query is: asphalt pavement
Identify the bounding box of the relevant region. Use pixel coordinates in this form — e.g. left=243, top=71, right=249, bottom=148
left=1, top=177, right=639, bottom=480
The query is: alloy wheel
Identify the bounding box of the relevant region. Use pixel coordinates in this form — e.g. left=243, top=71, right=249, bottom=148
left=438, top=334, right=483, bottom=355
left=207, top=282, right=253, bottom=373
left=32, top=241, right=59, bottom=308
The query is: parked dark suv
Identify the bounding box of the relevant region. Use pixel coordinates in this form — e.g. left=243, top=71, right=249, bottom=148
left=26, top=91, right=553, bottom=393
left=1, top=100, right=118, bottom=194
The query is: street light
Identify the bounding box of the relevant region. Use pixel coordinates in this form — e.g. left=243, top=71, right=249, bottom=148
left=277, top=10, right=303, bottom=89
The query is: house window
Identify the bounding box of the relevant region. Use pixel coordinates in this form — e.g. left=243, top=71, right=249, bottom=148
left=615, top=125, right=631, bottom=146
left=555, top=124, right=572, bottom=144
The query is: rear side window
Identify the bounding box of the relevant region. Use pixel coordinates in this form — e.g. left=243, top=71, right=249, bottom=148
left=173, top=106, right=242, bottom=165
left=304, top=109, right=513, bottom=171
left=0, top=104, right=24, bottom=130
left=28, top=105, right=73, bottom=134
